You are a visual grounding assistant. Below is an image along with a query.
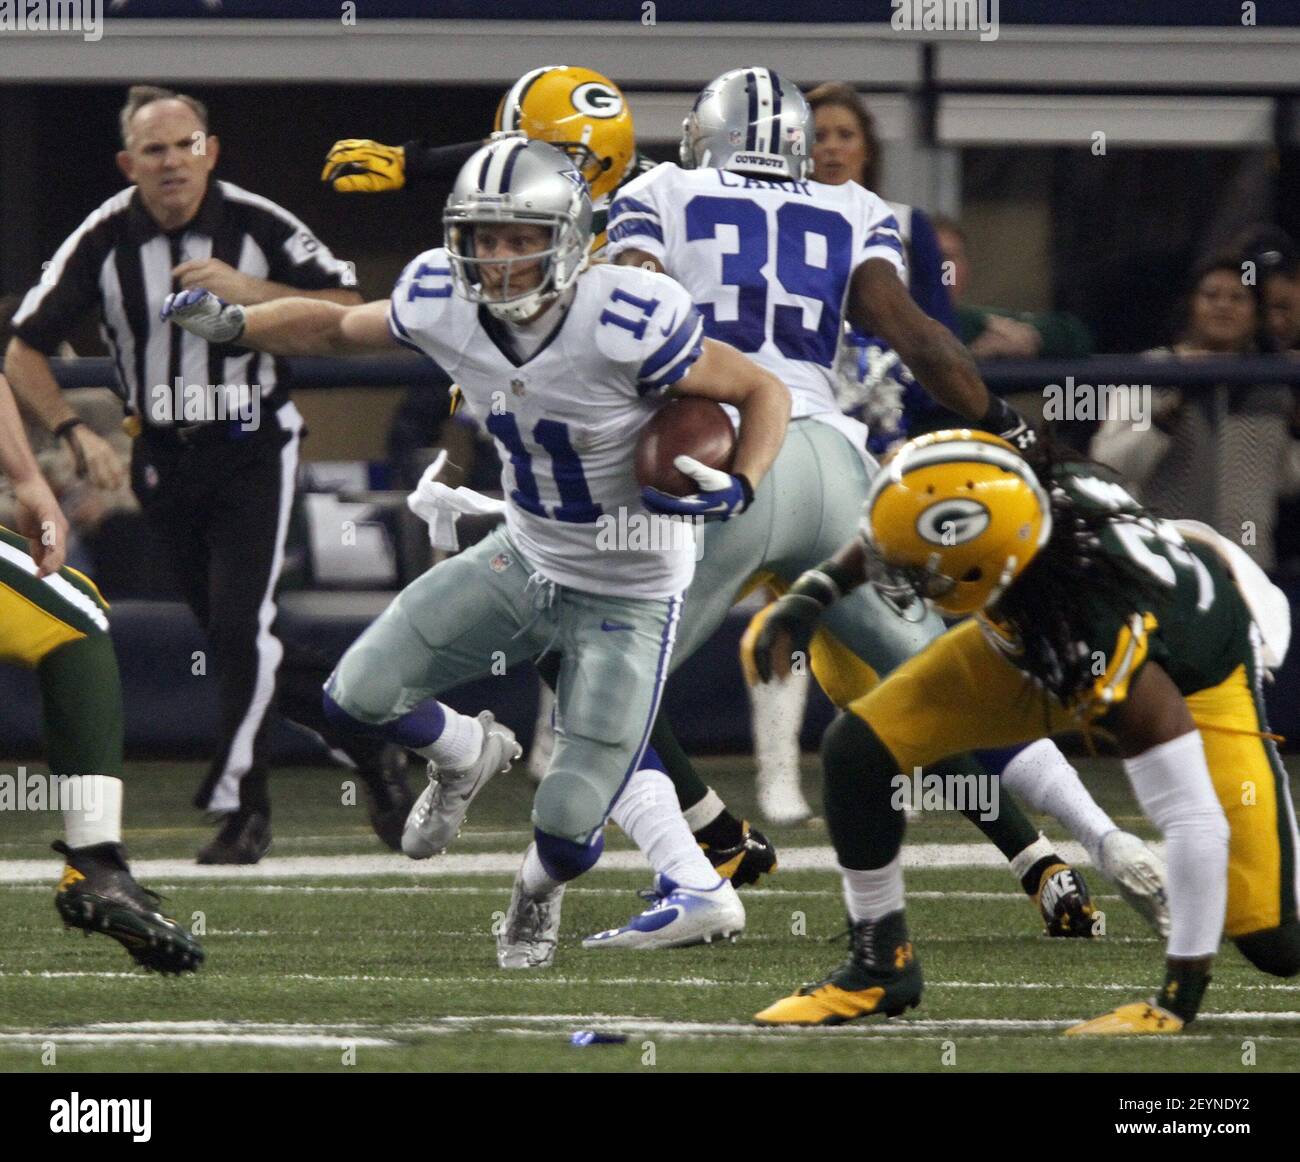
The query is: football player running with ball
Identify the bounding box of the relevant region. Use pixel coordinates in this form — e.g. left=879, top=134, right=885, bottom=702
left=323, top=66, right=783, bottom=886
left=749, top=431, right=1298, bottom=1032
left=163, top=137, right=790, bottom=968
left=587, top=66, right=1165, bottom=947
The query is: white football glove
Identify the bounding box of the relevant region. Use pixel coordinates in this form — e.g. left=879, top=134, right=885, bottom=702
left=160, top=287, right=247, bottom=344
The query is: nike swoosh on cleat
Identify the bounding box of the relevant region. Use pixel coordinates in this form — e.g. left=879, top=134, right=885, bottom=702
left=600, top=619, right=635, bottom=632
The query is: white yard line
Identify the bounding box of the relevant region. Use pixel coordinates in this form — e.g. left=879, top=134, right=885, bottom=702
left=6, top=970, right=1299, bottom=995
left=0, top=841, right=1108, bottom=884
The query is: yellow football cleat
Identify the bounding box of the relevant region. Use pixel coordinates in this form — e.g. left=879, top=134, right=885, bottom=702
left=1065, top=1002, right=1184, bottom=1036
left=754, top=914, right=922, bottom=1026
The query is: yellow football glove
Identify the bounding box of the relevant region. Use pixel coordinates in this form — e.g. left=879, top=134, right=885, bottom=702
left=321, top=139, right=406, bottom=193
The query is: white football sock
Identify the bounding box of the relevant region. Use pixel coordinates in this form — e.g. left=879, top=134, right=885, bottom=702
left=519, top=842, right=562, bottom=897
left=611, top=766, right=721, bottom=889
left=841, top=856, right=905, bottom=922
left=999, top=739, right=1118, bottom=865
left=63, top=775, right=123, bottom=849
left=414, top=706, right=484, bottom=769
left=682, top=786, right=726, bottom=833
left=1009, top=833, right=1057, bottom=882
left=1123, top=731, right=1228, bottom=959
left=749, top=671, right=813, bottom=823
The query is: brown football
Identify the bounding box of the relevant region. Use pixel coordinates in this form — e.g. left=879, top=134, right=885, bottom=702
left=634, top=397, right=738, bottom=497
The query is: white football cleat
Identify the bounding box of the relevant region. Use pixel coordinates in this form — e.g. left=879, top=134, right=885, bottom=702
left=497, top=853, right=565, bottom=969
left=401, top=711, right=521, bottom=859
left=582, top=875, right=745, bottom=951
left=1098, top=829, right=1170, bottom=937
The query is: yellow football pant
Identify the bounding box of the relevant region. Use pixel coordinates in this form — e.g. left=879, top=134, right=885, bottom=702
left=846, top=618, right=1297, bottom=939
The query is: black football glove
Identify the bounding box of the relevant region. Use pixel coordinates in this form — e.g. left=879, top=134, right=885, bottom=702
left=749, top=593, right=822, bottom=683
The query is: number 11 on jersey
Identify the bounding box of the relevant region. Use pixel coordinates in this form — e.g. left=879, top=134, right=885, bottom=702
left=485, top=412, right=602, bottom=523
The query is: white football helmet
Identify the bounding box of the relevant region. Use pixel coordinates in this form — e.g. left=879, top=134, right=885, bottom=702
left=443, top=135, right=594, bottom=322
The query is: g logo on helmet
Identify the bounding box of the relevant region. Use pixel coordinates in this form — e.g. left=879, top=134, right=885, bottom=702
left=571, top=82, right=623, bottom=118
left=916, top=498, right=990, bottom=546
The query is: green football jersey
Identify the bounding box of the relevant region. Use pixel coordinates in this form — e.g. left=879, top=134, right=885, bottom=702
left=984, top=462, right=1254, bottom=718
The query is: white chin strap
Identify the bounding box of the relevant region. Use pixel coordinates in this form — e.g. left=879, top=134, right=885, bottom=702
left=486, top=286, right=556, bottom=322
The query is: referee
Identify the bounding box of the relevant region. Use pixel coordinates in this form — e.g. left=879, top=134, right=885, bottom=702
left=4, top=85, right=411, bottom=863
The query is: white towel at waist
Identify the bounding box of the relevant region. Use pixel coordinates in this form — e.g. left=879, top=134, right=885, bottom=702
left=406, top=451, right=506, bottom=551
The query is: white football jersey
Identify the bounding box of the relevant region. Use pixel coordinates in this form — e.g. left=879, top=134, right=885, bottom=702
left=389, top=250, right=705, bottom=599
left=606, top=164, right=907, bottom=422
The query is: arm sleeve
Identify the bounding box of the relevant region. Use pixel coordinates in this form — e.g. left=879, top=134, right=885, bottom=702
left=606, top=175, right=668, bottom=265
left=402, top=139, right=486, bottom=180
left=10, top=231, right=105, bottom=356
left=637, top=306, right=705, bottom=396
left=860, top=208, right=908, bottom=282
left=905, top=209, right=958, bottom=335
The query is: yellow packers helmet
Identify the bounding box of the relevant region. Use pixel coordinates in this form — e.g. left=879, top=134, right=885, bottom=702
left=494, top=66, right=636, bottom=203
left=861, top=429, right=1053, bottom=616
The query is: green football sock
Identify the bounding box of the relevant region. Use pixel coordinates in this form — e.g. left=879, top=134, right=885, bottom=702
left=651, top=714, right=712, bottom=813
left=38, top=632, right=124, bottom=779
left=961, top=787, right=1040, bottom=860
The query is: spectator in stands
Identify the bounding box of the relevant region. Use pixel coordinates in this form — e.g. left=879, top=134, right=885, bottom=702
left=1238, top=227, right=1300, bottom=570
left=1091, top=254, right=1299, bottom=571
left=807, top=82, right=959, bottom=448
left=932, top=214, right=1094, bottom=360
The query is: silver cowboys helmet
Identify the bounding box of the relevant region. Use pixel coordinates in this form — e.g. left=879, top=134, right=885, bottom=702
left=444, top=134, right=594, bottom=322
left=680, top=67, right=813, bottom=181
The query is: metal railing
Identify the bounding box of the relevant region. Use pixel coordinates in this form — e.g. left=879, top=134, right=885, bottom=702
left=47, top=353, right=1300, bottom=393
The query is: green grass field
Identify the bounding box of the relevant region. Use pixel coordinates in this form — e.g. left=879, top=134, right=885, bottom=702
left=1, top=756, right=1297, bottom=1073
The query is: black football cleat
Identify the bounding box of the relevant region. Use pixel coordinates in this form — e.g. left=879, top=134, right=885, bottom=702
left=1035, top=862, right=1100, bottom=938
left=754, top=911, right=922, bottom=1025
left=700, top=820, right=778, bottom=888
left=54, top=841, right=204, bottom=974
left=361, top=744, right=415, bottom=852
left=196, top=808, right=271, bottom=865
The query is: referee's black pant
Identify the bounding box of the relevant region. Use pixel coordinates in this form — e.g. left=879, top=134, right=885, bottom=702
left=131, top=401, right=371, bottom=815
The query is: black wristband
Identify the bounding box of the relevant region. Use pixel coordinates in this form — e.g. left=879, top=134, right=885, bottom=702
left=54, top=418, right=85, bottom=441
left=788, top=559, right=850, bottom=610
left=976, top=394, right=1019, bottom=435
left=736, top=473, right=755, bottom=512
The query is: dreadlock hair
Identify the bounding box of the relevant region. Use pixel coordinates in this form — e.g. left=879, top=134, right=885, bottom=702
left=991, top=437, right=1166, bottom=712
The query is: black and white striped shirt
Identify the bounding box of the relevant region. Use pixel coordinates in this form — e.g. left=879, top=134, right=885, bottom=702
left=12, top=179, right=356, bottom=432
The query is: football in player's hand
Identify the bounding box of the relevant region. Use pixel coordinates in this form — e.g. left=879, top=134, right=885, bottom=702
left=634, top=398, right=737, bottom=497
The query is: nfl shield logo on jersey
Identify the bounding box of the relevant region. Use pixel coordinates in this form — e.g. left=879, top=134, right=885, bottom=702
left=489, top=552, right=511, bottom=574
left=510, top=378, right=526, bottom=397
